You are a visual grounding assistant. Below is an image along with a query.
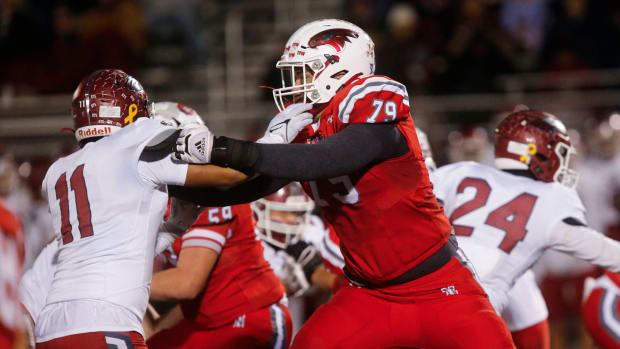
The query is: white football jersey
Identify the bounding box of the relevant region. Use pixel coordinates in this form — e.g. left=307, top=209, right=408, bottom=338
left=36, top=118, right=187, bottom=342
left=432, top=161, right=594, bottom=311
left=261, top=215, right=326, bottom=279
left=20, top=239, right=59, bottom=323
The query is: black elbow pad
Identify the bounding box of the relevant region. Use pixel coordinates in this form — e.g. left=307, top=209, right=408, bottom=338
left=562, top=217, right=586, bottom=226
left=211, top=136, right=259, bottom=172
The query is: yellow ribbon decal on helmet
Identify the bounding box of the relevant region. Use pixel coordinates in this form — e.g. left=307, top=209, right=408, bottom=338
left=520, top=143, right=537, bottom=163
left=124, top=104, right=138, bottom=124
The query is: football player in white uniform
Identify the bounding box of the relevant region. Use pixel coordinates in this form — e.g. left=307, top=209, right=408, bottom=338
left=253, top=182, right=320, bottom=297
left=19, top=100, right=205, bottom=333
left=431, top=108, right=620, bottom=349
left=253, top=182, right=346, bottom=336
left=33, top=70, right=252, bottom=349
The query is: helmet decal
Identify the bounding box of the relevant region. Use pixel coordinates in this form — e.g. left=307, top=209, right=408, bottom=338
left=308, top=29, right=359, bottom=52
left=123, top=104, right=138, bottom=125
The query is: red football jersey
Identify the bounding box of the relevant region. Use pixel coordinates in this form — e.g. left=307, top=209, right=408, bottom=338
left=0, top=200, right=24, bottom=348
left=292, top=75, right=451, bottom=284
left=169, top=204, right=284, bottom=328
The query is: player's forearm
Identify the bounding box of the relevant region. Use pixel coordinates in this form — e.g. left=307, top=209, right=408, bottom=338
left=211, top=124, right=409, bottom=180
left=150, top=268, right=204, bottom=301
left=311, top=265, right=338, bottom=292
left=184, top=164, right=247, bottom=187
left=551, top=219, right=620, bottom=272
left=168, top=176, right=289, bottom=206
left=144, top=304, right=184, bottom=340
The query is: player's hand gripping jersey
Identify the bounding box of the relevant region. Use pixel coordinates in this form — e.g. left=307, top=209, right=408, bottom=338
left=163, top=204, right=285, bottom=328
left=292, top=75, right=451, bottom=285
left=36, top=118, right=188, bottom=342
left=432, top=161, right=620, bottom=312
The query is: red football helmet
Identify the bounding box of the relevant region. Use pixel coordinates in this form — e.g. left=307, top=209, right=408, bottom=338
left=494, top=109, right=579, bottom=188
left=251, top=182, right=315, bottom=249
left=71, top=69, right=150, bottom=142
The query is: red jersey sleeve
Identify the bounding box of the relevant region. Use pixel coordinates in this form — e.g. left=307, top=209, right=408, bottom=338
left=181, top=206, right=235, bottom=254
left=336, top=76, right=410, bottom=125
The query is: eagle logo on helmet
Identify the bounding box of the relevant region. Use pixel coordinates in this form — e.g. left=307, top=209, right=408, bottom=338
left=308, top=29, right=359, bottom=52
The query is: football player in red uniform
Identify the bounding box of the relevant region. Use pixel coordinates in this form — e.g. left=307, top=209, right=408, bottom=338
left=145, top=203, right=291, bottom=349
left=172, top=19, right=514, bottom=348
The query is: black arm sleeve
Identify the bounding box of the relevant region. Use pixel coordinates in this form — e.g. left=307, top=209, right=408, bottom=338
left=251, top=123, right=409, bottom=180
left=168, top=176, right=290, bottom=206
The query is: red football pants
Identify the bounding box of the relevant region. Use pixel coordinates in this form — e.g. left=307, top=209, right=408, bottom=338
left=36, top=331, right=146, bottom=349
left=511, top=320, right=550, bottom=349
left=291, top=258, right=515, bottom=349
left=148, top=303, right=292, bottom=349
left=582, top=288, right=620, bottom=349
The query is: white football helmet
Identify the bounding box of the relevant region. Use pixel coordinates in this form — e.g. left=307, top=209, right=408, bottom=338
left=273, top=19, right=375, bottom=111
left=252, top=182, right=315, bottom=249
left=151, top=101, right=205, bottom=127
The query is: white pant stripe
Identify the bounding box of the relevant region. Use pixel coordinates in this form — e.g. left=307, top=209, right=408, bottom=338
left=599, top=289, right=620, bottom=344
left=105, top=336, right=129, bottom=349
left=269, top=304, right=286, bottom=349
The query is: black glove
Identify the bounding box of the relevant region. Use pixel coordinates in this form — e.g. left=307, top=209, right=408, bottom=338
left=285, top=241, right=323, bottom=281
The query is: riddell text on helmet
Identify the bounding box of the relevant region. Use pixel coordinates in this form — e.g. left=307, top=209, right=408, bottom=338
left=78, top=126, right=113, bottom=138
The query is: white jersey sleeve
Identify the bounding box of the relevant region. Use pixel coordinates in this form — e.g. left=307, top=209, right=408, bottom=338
left=549, top=219, right=620, bottom=273
left=137, top=153, right=187, bottom=187
left=20, top=239, right=59, bottom=322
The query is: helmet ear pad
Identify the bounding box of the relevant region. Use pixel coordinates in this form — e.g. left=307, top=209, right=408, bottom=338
left=273, top=19, right=375, bottom=111
left=71, top=69, right=150, bottom=142
left=494, top=110, right=579, bottom=188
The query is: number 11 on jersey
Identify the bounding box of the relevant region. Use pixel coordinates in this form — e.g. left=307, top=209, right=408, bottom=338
left=54, top=164, right=94, bottom=244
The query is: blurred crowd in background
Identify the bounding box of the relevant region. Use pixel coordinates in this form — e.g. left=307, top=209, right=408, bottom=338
left=2, top=0, right=620, bottom=93
left=1, top=0, right=620, bottom=348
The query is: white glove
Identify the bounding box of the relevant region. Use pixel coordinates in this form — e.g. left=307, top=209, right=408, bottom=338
left=174, top=124, right=214, bottom=163
left=281, top=254, right=311, bottom=297
left=257, top=103, right=314, bottom=144
left=159, top=198, right=205, bottom=235
left=155, top=232, right=177, bottom=255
